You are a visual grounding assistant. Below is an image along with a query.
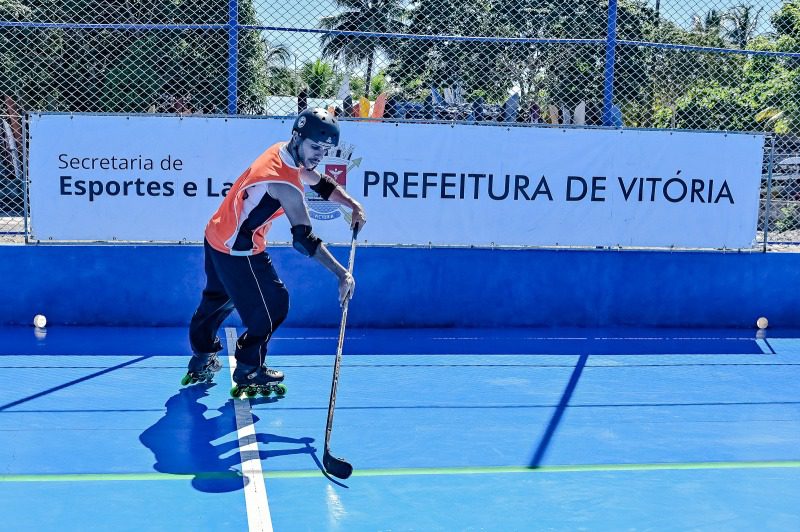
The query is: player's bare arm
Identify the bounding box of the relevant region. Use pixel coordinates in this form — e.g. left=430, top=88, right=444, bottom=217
left=267, top=182, right=355, bottom=304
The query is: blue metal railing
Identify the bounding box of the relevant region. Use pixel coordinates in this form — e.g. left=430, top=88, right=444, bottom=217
left=602, top=0, right=619, bottom=127
left=227, top=0, right=239, bottom=115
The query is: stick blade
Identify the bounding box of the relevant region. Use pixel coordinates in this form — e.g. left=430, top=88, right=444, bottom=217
left=323, top=451, right=353, bottom=479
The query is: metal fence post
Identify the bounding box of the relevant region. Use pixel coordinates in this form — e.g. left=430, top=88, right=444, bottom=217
left=22, top=113, right=29, bottom=243
left=228, top=0, right=239, bottom=115
left=762, top=134, right=776, bottom=253
left=602, top=0, right=618, bottom=127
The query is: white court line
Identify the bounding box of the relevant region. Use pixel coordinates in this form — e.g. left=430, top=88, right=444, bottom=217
left=225, top=327, right=274, bottom=532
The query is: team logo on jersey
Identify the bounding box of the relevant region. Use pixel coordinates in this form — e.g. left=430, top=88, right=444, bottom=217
left=306, top=142, right=359, bottom=221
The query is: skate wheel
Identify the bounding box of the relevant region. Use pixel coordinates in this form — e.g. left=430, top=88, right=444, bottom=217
left=275, top=384, right=287, bottom=396
left=180, top=374, right=192, bottom=386
left=245, top=388, right=258, bottom=398
left=259, top=388, right=271, bottom=397
left=230, top=385, right=242, bottom=398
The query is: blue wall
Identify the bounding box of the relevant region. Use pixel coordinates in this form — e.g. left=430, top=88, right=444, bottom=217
left=1, top=245, right=798, bottom=328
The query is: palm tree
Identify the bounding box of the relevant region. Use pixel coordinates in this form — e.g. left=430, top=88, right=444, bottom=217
left=260, top=39, right=296, bottom=96
left=724, top=4, right=764, bottom=48
left=261, top=38, right=294, bottom=92
left=262, top=38, right=292, bottom=71
left=319, top=0, right=407, bottom=98
left=692, top=9, right=724, bottom=37
left=301, top=59, right=336, bottom=98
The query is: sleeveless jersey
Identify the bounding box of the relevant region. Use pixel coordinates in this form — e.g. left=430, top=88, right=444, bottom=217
left=205, top=143, right=304, bottom=255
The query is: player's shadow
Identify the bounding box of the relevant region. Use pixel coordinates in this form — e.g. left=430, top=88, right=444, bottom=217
left=139, top=383, right=316, bottom=493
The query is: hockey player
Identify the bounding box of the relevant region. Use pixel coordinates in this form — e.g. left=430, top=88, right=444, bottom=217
left=182, top=108, right=366, bottom=394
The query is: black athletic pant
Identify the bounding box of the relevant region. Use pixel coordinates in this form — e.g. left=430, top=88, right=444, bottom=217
left=189, top=240, right=290, bottom=367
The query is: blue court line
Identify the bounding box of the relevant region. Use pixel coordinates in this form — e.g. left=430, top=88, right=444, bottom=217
left=762, top=338, right=777, bottom=354
left=0, top=331, right=769, bottom=358
left=530, top=354, right=589, bottom=467
left=246, top=400, right=800, bottom=411
left=0, top=355, right=151, bottom=411
left=3, top=460, right=800, bottom=482
left=0, top=408, right=165, bottom=413
left=0, top=349, right=769, bottom=357
left=6, top=363, right=797, bottom=370
left=5, top=399, right=800, bottom=415
left=285, top=361, right=794, bottom=368
left=3, top=361, right=793, bottom=369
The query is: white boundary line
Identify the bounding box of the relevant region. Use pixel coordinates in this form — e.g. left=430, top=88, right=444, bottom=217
left=225, top=327, right=274, bottom=532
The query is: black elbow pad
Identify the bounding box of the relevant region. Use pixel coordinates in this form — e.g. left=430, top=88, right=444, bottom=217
left=310, top=175, right=337, bottom=200
left=291, top=224, right=322, bottom=257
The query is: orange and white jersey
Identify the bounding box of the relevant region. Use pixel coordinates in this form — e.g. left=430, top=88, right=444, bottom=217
left=205, top=142, right=303, bottom=255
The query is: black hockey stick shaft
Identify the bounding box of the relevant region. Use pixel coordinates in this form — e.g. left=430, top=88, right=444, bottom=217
left=323, top=226, right=358, bottom=479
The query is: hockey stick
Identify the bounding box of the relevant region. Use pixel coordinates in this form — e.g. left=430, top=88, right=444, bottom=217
left=323, top=225, right=359, bottom=479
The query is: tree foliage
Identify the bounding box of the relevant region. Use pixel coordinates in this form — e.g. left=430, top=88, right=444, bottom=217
left=319, top=0, right=407, bottom=97
left=301, top=59, right=336, bottom=98
left=2, top=0, right=799, bottom=132
left=658, top=1, right=800, bottom=132
left=0, top=0, right=270, bottom=113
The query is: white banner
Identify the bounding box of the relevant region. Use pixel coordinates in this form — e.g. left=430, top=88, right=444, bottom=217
left=29, top=114, right=765, bottom=248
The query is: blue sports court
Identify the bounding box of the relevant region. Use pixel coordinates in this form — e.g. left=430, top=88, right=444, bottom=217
left=2, top=325, right=799, bottom=530
left=4, top=0, right=800, bottom=527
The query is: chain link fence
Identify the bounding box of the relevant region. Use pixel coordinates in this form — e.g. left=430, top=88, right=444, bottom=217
left=2, top=0, right=800, bottom=246
left=0, top=110, right=23, bottom=239
left=760, top=134, right=800, bottom=248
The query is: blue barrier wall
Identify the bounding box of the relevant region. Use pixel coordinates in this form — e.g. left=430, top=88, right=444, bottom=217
left=1, top=245, right=798, bottom=328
